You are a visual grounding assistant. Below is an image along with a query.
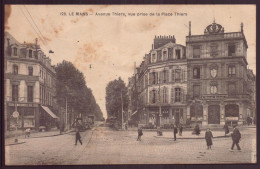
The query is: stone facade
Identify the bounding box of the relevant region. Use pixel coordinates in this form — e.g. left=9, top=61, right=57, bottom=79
left=128, top=21, right=255, bottom=127
left=4, top=32, right=57, bottom=131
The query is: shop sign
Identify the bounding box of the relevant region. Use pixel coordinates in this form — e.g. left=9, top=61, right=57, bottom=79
left=226, top=117, right=238, bottom=121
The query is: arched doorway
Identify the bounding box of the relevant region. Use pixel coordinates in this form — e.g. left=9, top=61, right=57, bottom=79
left=208, top=105, right=220, bottom=124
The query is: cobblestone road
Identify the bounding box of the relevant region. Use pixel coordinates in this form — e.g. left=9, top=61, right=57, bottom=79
left=5, top=126, right=256, bottom=165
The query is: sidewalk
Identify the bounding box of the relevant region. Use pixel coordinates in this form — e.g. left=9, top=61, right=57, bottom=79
left=5, top=128, right=75, bottom=146
left=154, top=130, right=230, bottom=139
left=126, top=124, right=256, bottom=132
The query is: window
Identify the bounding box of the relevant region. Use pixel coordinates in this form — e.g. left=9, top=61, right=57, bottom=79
left=193, top=67, right=200, bottom=79
left=157, top=50, right=162, bottom=62
left=228, top=65, right=236, bottom=77
left=168, top=48, right=173, bottom=59
left=193, top=85, right=200, bottom=98
left=228, top=44, right=236, bottom=56
left=163, top=51, right=167, bottom=61
left=34, top=51, right=38, bottom=59
left=152, top=72, right=156, bottom=84
left=175, top=88, right=181, bottom=102
left=13, top=47, right=17, bottom=56
left=175, top=69, right=181, bottom=82
left=228, top=82, right=236, bottom=95
left=171, top=88, right=174, bottom=102
left=12, top=85, right=18, bottom=101
left=210, top=45, right=218, bottom=57
left=176, top=49, right=181, bottom=59
left=163, top=87, right=168, bottom=103
left=152, top=90, right=156, bottom=103
left=28, top=66, right=33, bottom=76
left=29, top=50, right=32, bottom=58
left=163, top=70, right=168, bottom=83
left=193, top=46, right=200, bottom=58
left=152, top=54, right=156, bottom=62
left=27, top=86, right=33, bottom=102
left=13, top=65, right=18, bottom=74
left=210, top=85, right=217, bottom=94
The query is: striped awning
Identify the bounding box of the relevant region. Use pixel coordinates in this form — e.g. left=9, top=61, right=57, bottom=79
left=41, top=105, right=58, bottom=119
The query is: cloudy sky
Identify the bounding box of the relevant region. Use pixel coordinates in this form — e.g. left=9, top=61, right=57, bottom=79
left=5, top=5, right=256, bottom=118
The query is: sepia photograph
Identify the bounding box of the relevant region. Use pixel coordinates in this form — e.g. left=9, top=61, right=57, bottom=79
left=3, top=4, right=256, bottom=165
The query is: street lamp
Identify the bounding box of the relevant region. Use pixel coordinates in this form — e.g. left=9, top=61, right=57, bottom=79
left=158, top=78, right=162, bottom=128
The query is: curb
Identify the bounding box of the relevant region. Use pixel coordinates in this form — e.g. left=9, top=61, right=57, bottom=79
left=29, top=130, right=75, bottom=138
left=5, top=141, right=26, bottom=146
left=154, top=135, right=230, bottom=140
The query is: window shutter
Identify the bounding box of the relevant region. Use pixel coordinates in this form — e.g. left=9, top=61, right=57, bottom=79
left=165, top=87, right=168, bottom=103
left=172, top=69, right=175, bottom=82
left=149, top=90, right=153, bottom=103
left=171, top=88, right=175, bottom=103
left=154, top=72, right=157, bottom=84
left=166, top=70, right=169, bottom=83
left=181, top=69, right=184, bottom=82
left=160, top=88, right=163, bottom=103
left=155, top=89, right=159, bottom=103
left=159, top=71, right=163, bottom=83
left=180, top=88, right=184, bottom=103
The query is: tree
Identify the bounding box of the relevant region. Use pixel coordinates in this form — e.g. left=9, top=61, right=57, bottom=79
left=105, top=77, right=128, bottom=123
left=55, top=60, right=104, bottom=122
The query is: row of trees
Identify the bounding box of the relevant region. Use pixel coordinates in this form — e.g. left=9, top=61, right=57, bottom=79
left=55, top=60, right=104, bottom=122
left=105, top=77, right=128, bottom=126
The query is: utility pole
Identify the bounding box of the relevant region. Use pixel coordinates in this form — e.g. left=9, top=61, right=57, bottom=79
left=158, top=78, right=162, bottom=127
left=121, top=90, right=124, bottom=129
left=65, top=96, right=67, bottom=131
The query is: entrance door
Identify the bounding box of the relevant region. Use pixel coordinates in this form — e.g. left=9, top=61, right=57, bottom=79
left=208, top=105, right=220, bottom=124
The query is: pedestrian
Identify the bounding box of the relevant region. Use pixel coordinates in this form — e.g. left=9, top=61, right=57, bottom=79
left=173, top=124, right=178, bottom=141
left=25, top=128, right=30, bottom=138
left=195, top=124, right=201, bottom=135
left=125, top=123, right=128, bottom=131
left=205, top=128, right=213, bottom=149
left=137, top=126, right=143, bottom=141
left=230, top=125, right=241, bottom=151
left=179, top=123, right=183, bottom=136
left=223, top=123, right=229, bottom=136
left=75, top=128, right=82, bottom=145
left=247, top=116, right=251, bottom=126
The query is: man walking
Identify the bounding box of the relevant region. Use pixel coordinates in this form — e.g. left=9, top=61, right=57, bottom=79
left=173, top=124, right=178, bottom=141
left=75, top=128, right=82, bottom=145
left=231, top=125, right=241, bottom=151
left=179, top=123, right=183, bottom=136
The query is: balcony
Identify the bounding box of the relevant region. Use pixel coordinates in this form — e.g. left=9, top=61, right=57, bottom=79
left=186, top=32, right=245, bottom=43
left=5, top=96, right=41, bottom=103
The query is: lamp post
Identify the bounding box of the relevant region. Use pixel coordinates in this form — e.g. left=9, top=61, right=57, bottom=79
left=158, top=78, right=162, bottom=127
left=121, top=90, right=124, bottom=129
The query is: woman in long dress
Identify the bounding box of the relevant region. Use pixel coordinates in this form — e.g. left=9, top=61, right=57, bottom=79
left=205, top=128, right=213, bottom=149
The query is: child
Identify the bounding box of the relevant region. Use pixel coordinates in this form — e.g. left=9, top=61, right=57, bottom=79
left=137, top=127, right=143, bottom=141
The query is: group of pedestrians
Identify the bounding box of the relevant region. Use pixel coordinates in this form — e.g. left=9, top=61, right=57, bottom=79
left=136, top=123, right=242, bottom=151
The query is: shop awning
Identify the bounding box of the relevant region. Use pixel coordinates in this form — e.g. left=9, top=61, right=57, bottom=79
left=41, top=105, right=58, bottom=119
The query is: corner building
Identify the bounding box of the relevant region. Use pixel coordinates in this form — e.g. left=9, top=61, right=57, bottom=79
left=186, top=21, right=253, bottom=126
left=4, top=32, right=58, bottom=131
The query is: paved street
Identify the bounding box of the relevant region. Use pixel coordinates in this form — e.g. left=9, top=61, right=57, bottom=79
left=5, top=124, right=256, bottom=165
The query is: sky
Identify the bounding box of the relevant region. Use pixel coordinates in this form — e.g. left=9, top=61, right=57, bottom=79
left=5, top=5, right=256, bottom=119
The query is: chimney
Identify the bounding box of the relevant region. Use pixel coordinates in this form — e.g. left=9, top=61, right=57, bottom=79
left=241, top=22, right=244, bottom=33
left=189, top=21, right=191, bottom=36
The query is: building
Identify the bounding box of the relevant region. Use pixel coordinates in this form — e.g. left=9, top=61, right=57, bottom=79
left=128, top=20, right=255, bottom=127
left=186, top=21, right=253, bottom=126
left=128, top=35, right=187, bottom=128
left=4, top=32, right=58, bottom=131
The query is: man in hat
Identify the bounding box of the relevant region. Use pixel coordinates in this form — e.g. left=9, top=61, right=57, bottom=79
left=231, top=125, right=241, bottom=151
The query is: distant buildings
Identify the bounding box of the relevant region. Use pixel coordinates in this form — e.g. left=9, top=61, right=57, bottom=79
left=128, top=21, right=256, bottom=127
left=4, top=32, right=58, bottom=131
